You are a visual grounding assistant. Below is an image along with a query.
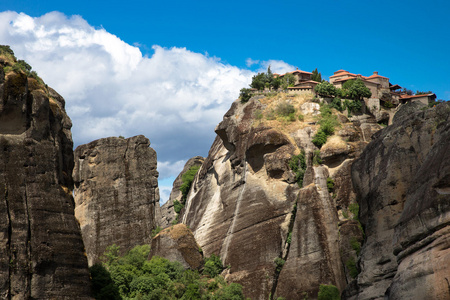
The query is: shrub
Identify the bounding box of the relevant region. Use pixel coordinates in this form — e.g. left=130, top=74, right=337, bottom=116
left=275, top=101, right=296, bottom=117
left=203, top=254, right=224, bottom=278
left=330, top=97, right=343, bottom=111
left=289, top=151, right=307, bottom=187
left=327, top=177, right=335, bottom=193
left=343, top=99, right=362, bottom=113
left=350, top=237, right=361, bottom=256
left=274, top=257, right=285, bottom=272
left=346, top=257, right=359, bottom=278
left=349, top=203, right=359, bottom=220
left=313, top=150, right=323, bottom=165
left=173, top=199, right=184, bottom=214
left=382, top=100, right=394, bottom=108
left=312, top=130, right=328, bottom=148
left=240, top=88, right=253, bottom=103
left=179, top=165, right=201, bottom=204
left=318, top=284, right=341, bottom=300
left=151, top=226, right=162, bottom=237
left=298, top=114, right=304, bottom=121
left=312, top=104, right=340, bottom=148
left=287, top=232, right=292, bottom=244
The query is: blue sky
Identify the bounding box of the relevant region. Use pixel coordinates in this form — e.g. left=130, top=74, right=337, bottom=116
left=0, top=0, right=449, bottom=202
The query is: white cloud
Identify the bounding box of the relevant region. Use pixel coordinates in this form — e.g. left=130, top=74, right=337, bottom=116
left=246, top=58, right=259, bottom=67
left=0, top=11, right=293, bottom=186
left=257, top=59, right=296, bottom=74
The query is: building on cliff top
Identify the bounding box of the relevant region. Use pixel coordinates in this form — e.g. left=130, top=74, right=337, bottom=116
left=330, top=69, right=436, bottom=109
left=278, top=68, right=320, bottom=95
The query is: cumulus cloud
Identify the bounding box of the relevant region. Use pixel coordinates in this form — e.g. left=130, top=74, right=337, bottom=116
left=0, top=11, right=293, bottom=194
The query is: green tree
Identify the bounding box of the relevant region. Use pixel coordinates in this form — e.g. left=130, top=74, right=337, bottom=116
left=265, top=65, right=274, bottom=87
left=315, top=81, right=337, bottom=97
left=240, top=88, right=253, bottom=103
left=250, top=73, right=267, bottom=90
left=343, top=78, right=371, bottom=100
left=311, top=68, right=322, bottom=82
left=281, top=73, right=296, bottom=89
left=272, top=76, right=281, bottom=90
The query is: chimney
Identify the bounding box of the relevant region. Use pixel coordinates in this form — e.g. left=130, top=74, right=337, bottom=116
left=296, top=67, right=299, bottom=70
left=373, top=71, right=378, bottom=75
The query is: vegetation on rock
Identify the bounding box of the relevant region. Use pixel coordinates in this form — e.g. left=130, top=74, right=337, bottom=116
left=315, top=81, right=337, bottom=98
left=180, top=165, right=201, bottom=204
left=90, top=244, right=244, bottom=299
left=318, top=284, right=341, bottom=300
left=289, top=150, right=307, bottom=187
left=312, top=105, right=340, bottom=148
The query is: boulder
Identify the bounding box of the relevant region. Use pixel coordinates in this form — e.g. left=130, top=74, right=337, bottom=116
left=149, top=224, right=203, bottom=270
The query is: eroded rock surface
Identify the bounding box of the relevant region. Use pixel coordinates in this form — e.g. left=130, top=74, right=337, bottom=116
left=345, top=102, right=450, bottom=300
left=73, top=135, right=160, bottom=266
left=150, top=224, right=203, bottom=270
left=0, top=69, right=92, bottom=298
left=160, top=156, right=204, bottom=228
left=180, top=96, right=377, bottom=299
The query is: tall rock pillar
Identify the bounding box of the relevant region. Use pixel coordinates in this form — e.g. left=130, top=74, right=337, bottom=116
left=0, top=69, right=92, bottom=298
left=73, top=135, right=161, bottom=266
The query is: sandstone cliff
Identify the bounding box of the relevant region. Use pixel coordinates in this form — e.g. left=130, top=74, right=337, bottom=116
left=345, top=101, right=450, bottom=300
left=73, top=135, right=161, bottom=266
left=0, top=51, right=92, bottom=298
left=179, top=94, right=380, bottom=299
left=160, top=156, right=204, bottom=228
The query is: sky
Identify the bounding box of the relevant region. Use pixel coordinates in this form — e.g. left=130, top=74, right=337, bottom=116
left=0, top=0, right=449, bottom=202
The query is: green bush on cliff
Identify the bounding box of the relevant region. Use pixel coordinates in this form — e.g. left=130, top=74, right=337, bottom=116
left=203, top=254, right=224, bottom=277
left=91, top=244, right=244, bottom=299
left=289, top=150, right=307, bottom=187
left=179, top=165, right=201, bottom=204
left=312, top=104, right=340, bottom=148
left=318, top=284, right=341, bottom=300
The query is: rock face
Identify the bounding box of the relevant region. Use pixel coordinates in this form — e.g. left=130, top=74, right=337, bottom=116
left=180, top=96, right=378, bottom=299
left=0, top=69, right=92, bottom=297
left=149, top=224, right=203, bottom=270
left=160, top=156, right=204, bottom=228
left=346, top=102, right=450, bottom=300
left=73, top=135, right=161, bottom=266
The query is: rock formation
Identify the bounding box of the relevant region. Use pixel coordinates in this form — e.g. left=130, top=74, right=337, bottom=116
left=179, top=95, right=380, bottom=299
left=149, top=223, right=203, bottom=270
left=345, top=101, right=450, bottom=300
left=73, top=135, right=161, bottom=266
left=160, top=156, right=204, bottom=228
left=0, top=56, right=92, bottom=298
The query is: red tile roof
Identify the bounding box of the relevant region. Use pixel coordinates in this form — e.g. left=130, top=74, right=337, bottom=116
left=400, top=93, right=436, bottom=99
left=330, top=70, right=358, bottom=78
left=279, top=69, right=312, bottom=76
left=366, top=74, right=389, bottom=79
